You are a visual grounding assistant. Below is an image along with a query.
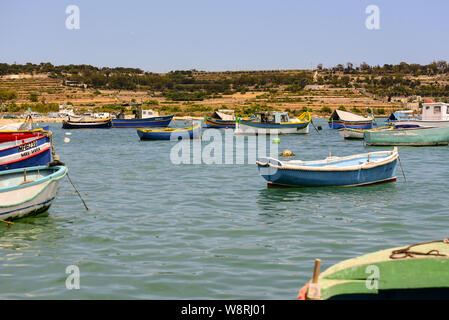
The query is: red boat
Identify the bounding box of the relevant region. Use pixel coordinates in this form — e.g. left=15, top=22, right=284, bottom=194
left=0, top=129, right=47, bottom=143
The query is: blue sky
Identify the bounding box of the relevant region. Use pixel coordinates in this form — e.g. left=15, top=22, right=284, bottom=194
left=1, top=0, right=448, bottom=72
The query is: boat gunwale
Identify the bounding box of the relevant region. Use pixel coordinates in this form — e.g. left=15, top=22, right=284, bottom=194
left=137, top=123, right=201, bottom=134
left=0, top=165, right=67, bottom=195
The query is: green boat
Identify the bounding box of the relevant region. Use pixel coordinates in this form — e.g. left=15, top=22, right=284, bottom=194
left=298, top=239, right=449, bottom=300
left=364, top=126, right=449, bottom=146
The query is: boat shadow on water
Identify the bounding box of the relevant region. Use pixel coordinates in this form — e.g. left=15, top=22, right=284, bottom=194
left=256, top=182, right=399, bottom=213
left=0, top=213, right=66, bottom=251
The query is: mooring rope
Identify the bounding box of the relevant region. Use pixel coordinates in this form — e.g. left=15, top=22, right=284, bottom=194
left=389, top=238, right=449, bottom=259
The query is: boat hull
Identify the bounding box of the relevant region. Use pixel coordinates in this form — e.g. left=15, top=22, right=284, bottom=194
left=203, top=118, right=236, bottom=128
left=365, top=126, right=449, bottom=146
left=0, top=129, right=46, bottom=143
left=338, top=126, right=393, bottom=140
left=298, top=240, right=449, bottom=300
left=328, top=120, right=375, bottom=130
left=0, top=136, right=52, bottom=171
left=62, top=119, right=112, bottom=129
left=257, top=150, right=398, bottom=187
left=137, top=125, right=201, bottom=140
left=234, top=122, right=310, bottom=135
left=394, top=119, right=449, bottom=128
left=0, top=166, right=67, bottom=220
left=111, top=115, right=173, bottom=128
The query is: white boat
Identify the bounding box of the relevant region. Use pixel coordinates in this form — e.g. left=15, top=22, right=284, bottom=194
left=234, top=111, right=311, bottom=135
left=395, top=102, right=449, bottom=128
left=338, top=126, right=393, bottom=139
left=0, top=165, right=67, bottom=220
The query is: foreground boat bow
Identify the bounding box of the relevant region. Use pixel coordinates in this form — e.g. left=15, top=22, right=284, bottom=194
left=299, top=239, right=449, bottom=300
left=0, top=165, right=67, bottom=220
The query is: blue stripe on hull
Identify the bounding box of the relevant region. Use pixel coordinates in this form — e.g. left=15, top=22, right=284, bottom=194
left=111, top=116, right=173, bottom=128
left=328, top=121, right=374, bottom=129
left=258, top=159, right=398, bottom=187
left=138, top=127, right=200, bottom=140
left=0, top=136, right=50, bottom=158
left=0, top=197, right=55, bottom=218
left=0, top=149, right=52, bottom=171
left=240, top=121, right=309, bottom=129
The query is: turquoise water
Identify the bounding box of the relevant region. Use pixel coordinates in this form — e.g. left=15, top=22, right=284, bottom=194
left=1, top=118, right=448, bottom=299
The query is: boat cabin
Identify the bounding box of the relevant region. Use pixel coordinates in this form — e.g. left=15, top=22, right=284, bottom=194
left=421, top=102, right=449, bottom=121
left=256, top=111, right=289, bottom=124
left=131, top=107, right=157, bottom=119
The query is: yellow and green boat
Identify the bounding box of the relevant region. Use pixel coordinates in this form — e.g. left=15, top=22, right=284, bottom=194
left=299, top=239, right=449, bottom=300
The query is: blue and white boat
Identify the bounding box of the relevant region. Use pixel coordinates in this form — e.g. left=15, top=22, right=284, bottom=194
left=256, top=148, right=398, bottom=187
left=0, top=165, right=67, bottom=220
left=0, top=135, right=52, bottom=171
left=112, top=108, right=173, bottom=128
left=137, top=123, right=201, bottom=140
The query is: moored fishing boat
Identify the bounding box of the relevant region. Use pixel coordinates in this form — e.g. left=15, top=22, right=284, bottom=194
left=298, top=239, right=449, bottom=300
left=364, top=126, right=449, bottom=146
left=0, top=165, right=67, bottom=220
left=328, top=110, right=375, bottom=129
left=394, top=102, right=449, bottom=128
left=0, top=135, right=52, bottom=171
left=338, top=126, right=393, bottom=140
left=62, top=117, right=112, bottom=129
left=111, top=108, right=173, bottom=128
left=112, top=115, right=173, bottom=128
left=234, top=111, right=310, bottom=135
left=137, top=123, right=201, bottom=140
left=256, top=148, right=398, bottom=187
left=203, top=109, right=236, bottom=128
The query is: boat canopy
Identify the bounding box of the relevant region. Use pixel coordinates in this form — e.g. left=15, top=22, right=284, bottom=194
left=211, top=110, right=235, bottom=121
left=329, top=110, right=372, bottom=121
left=0, top=121, right=32, bottom=131
left=388, top=110, right=415, bottom=121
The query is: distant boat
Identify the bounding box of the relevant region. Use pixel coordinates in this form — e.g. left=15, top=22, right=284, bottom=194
left=111, top=107, right=173, bottom=128
left=338, top=126, right=393, bottom=140
left=234, top=111, right=311, bottom=135
left=256, top=148, right=398, bottom=187
left=0, top=165, right=67, bottom=220
left=328, top=110, right=375, bottom=129
left=112, top=115, right=173, bottom=128
left=62, top=117, right=112, bottom=129
left=394, top=102, right=449, bottom=128
left=0, top=135, right=52, bottom=171
left=203, top=109, right=236, bottom=128
left=298, top=239, right=449, bottom=300
left=137, top=123, right=201, bottom=140
left=365, top=126, right=449, bottom=146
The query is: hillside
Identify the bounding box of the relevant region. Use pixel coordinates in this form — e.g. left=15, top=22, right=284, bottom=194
left=1, top=62, right=448, bottom=117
